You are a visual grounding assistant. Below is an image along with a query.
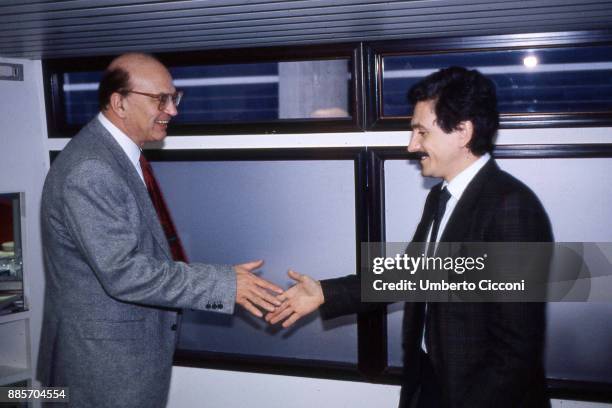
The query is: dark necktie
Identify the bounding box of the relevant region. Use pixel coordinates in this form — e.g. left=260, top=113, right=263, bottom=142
left=139, top=154, right=188, bottom=262
left=427, top=187, right=451, bottom=257
left=424, top=186, right=451, bottom=354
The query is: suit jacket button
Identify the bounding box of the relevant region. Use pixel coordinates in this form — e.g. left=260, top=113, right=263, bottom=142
left=218, top=304, right=223, bottom=310
left=212, top=304, right=218, bottom=310
left=205, top=303, right=211, bottom=309
left=171, top=324, right=177, bottom=331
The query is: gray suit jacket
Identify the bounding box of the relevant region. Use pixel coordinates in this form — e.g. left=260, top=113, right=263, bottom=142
left=38, top=117, right=236, bottom=408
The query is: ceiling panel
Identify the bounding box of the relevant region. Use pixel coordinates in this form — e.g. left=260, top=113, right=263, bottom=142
left=0, top=0, right=611, bottom=59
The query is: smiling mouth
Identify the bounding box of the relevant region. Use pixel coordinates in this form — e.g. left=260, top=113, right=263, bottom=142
left=155, top=120, right=170, bottom=126
left=413, top=151, right=429, bottom=160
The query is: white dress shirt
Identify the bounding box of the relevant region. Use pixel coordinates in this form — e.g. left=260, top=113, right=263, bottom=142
left=97, top=112, right=145, bottom=185
left=422, top=152, right=491, bottom=352
left=426, top=153, right=491, bottom=253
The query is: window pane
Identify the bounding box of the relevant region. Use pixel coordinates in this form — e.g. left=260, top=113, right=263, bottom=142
left=383, top=156, right=612, bottom=385
left=382, top=45, right=612, bottom=117
left=61, top=59, right=351, bottom=127
left=152, top=160, right=358, bottom=363
left=63, top=71, right=102, bottom=126
left=171, top=63, right=278, bottom=123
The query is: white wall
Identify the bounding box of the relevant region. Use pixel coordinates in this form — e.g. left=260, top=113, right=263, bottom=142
left=0, top=57, right=48, bottom=396
left=169, top=367, right=400, bottom=408
left=168, top=367, right=612, bottom=408
left=46, top=126, right=612, bottom=151
left=4, top=61, right=611, bottom=407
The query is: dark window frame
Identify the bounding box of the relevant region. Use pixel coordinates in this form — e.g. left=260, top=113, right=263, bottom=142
left=142, top=147, right=372, bottom=382
left=43, top=43, right=364, bottom=138
left=364, top=30, right=612, bottom=131
left=367, top=143, right=612, bottom=403
left=45, top=30, right=612, bottom=138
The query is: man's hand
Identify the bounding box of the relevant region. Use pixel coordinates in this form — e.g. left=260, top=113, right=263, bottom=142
left=265, top=269, right=324, bottom=328
left=235, top=260, right=283, bottom=318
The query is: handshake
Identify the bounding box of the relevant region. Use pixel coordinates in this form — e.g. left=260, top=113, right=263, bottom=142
left=234, top=260, right=324, bottom=328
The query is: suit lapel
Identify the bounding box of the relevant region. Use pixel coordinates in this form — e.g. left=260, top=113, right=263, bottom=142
left=90, top=119, right=172, bottom=259
left=440, top=159, right=497, bottom=242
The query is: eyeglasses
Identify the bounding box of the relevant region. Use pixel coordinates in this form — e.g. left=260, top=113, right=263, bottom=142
left=124, top=89, right=183, bottom=111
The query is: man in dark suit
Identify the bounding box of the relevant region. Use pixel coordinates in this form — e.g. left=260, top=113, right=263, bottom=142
left=38, top=53, right=283, bottom=407
left=267, top=66, right=552, bottom=407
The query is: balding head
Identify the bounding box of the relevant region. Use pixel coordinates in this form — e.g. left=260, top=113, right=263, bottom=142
left=98, top=53, right=168, bottom=111
left=98, top=52, right=178, bottom=146
left=107, top=52, right=161, bottom=73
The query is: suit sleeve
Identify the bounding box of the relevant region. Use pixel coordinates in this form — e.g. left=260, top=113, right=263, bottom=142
left=458, top=190, right=552, bottom=408
left=319, top=188, right=438, bottom=320
left=61, top=159, right=236, bottom=313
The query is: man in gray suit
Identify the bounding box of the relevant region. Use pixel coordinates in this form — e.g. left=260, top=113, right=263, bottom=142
left=38, top=53, right=283, bottom=407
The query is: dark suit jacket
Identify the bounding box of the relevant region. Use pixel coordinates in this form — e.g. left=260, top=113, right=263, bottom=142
left=320, top=159, right=553, bottom=408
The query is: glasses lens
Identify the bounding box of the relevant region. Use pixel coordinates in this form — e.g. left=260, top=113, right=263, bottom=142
left=157, top=92, right=182, bottom=110
left=173, top=91, right=183, bottom=107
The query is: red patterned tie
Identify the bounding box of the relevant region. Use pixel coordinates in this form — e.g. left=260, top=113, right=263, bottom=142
left=139, top=154, right=188, bottom=262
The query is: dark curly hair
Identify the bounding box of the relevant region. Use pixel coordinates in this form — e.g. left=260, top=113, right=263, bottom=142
left=408, top=66, right=499, bottom=155
left=98, top=67, right=130, bottom=111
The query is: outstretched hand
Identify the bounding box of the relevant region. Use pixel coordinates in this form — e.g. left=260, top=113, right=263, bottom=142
left=235, top=260, right=283, bottom=318
left=265, top=269, right=324, bottom=328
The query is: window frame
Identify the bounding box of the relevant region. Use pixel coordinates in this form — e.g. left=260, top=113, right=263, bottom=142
left=44, top=31, right=612, bottom=138
left=364, top=30, right=612, bottom=131
left=43, top=43, right=364, bottom=138
left=366, top=143, right=612, bottom=403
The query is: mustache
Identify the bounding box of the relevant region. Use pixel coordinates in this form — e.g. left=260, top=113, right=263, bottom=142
left=411, top=151, right=429, bottom=159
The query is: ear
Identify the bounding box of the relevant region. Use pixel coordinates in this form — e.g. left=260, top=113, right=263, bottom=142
left=109, top=92, right=127, bottom=118
left=456, top=120, right=474, bottom=148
